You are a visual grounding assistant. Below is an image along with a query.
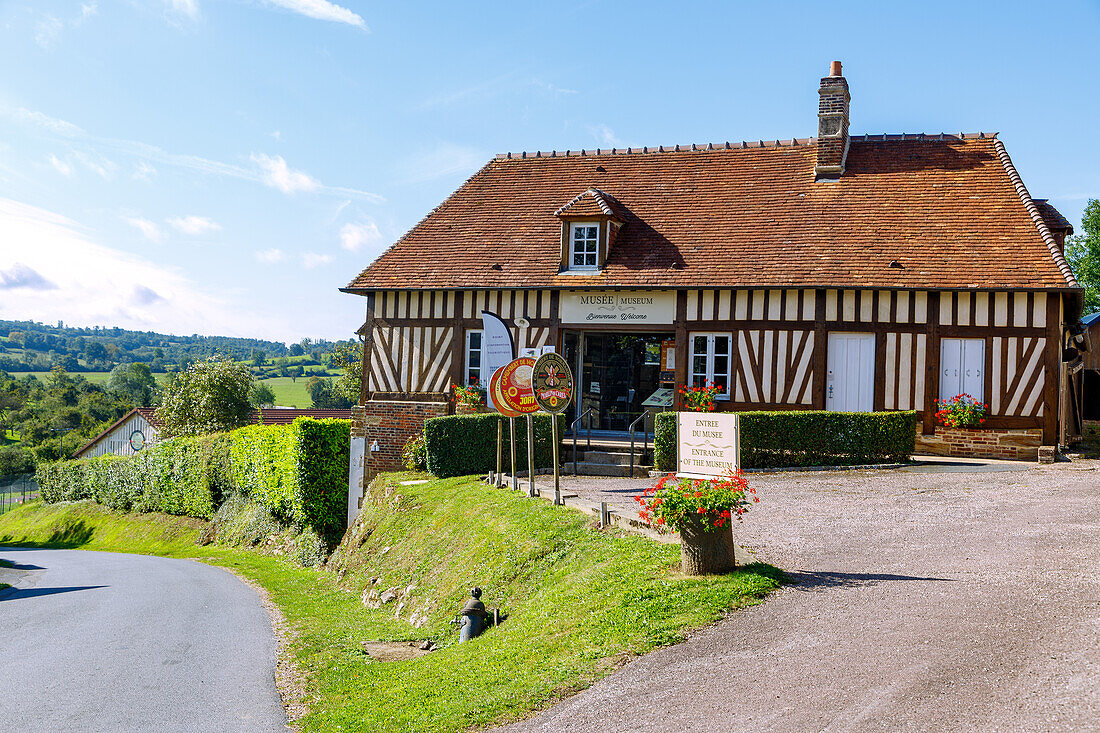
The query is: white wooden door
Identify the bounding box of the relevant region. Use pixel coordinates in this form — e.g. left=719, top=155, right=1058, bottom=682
left=939, top=338, right=985, bottom=401
left=827, top=333, right=875, bottom=412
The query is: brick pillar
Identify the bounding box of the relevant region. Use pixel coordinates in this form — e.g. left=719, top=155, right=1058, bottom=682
left=815, top=61, right=850, bottom=180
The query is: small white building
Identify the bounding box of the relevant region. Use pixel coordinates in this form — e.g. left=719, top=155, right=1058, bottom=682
left=74, top=408, right=162, bottom=459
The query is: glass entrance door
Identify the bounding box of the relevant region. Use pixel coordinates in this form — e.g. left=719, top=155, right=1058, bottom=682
left=564, top=332, right=669, bottom=432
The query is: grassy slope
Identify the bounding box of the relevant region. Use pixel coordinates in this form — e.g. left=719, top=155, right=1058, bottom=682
left=0, top=476, right=782, bottom=733
left=259, top=376, right=315, bottom=408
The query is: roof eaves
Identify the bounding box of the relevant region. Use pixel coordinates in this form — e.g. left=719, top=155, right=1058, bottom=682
left=993, top=138, right=1079, bottom=289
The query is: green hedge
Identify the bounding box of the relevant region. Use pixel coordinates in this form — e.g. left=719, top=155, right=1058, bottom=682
left=37, top=418, right=349, bottom=543
left=654, top=410, right=918, bottom=471
left=37, top=433, right=232, bottom=518
left=424, top=413, right=565, bottom=479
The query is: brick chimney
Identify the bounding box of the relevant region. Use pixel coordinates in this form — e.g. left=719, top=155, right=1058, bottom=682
left=815, top=60, right=850, bottom=180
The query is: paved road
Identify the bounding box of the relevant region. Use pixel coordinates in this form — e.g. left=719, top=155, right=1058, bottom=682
left=502, top=459, right=1100, bottom=732
left=0, top=548, right=286, bottom=733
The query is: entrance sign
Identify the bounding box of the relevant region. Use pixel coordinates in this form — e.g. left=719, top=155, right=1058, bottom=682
left=676, top=412, right=740, bottom=479
left=560, top=290, right=676, bottom=325
left=497, top=357, right=538, bottom=414
left=532, top=353, right=574, bottom=413
left=481, top=311, right=515, bottom=411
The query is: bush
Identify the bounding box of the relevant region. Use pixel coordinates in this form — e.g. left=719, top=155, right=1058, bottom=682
left=424, top=413, right=564, bottom=479
left=654, top=410, right=918, bottom=470
left=37, top=417, right=349, bottom=543
left=229, top=417, right=349, bottom=545
left=0, top=446, right=36, bottom=477
left=37, top=433, right=232, bottom=517
left=402, top=432, right=427, bottom=471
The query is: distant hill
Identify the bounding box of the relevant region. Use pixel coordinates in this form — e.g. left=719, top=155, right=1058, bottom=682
left=0, top=319, right=354, bottom=374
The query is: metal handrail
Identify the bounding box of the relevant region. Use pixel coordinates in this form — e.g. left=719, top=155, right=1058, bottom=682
left=628, top=412, right=650, bottom=479
left=570, top=408, right=595, bottom=476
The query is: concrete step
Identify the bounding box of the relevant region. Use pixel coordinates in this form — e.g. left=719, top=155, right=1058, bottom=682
left=563, top=461, right=652, bottom=478
left=577, top=450, right=654, bottom=466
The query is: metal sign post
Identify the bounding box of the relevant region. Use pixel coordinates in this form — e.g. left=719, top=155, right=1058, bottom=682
left=531, top=352, right=574, bottom=508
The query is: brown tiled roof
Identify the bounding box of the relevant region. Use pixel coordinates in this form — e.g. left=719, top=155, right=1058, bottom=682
left=1034, top=199, right=1074, bottom=235
left=554, top=188, right=626, bottom=219
left=252, top=409, right=352, bottom=425
left=344, top=134, right=1078, bottom=292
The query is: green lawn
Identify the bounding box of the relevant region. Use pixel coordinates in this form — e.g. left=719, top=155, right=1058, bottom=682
left=259, top=376, right=315, bottom=408
left=8, top=371, right=173, bottom=387
left=0, top=475, right=783, bottom=733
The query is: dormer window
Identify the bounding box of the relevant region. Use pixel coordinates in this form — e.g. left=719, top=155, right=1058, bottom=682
left=570, top=223, right=599, bottom=270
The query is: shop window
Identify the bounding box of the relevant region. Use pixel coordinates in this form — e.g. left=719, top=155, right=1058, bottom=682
left=689, top=333, right=731, bottom=399
left=939, top=338, right=984, bottom=402
left=465, top=330, right=482, bottom=386
left=569, top=223, right=599, bottom=270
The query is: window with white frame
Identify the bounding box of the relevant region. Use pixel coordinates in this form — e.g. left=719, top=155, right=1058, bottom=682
left=689, top=333, right=732, bottom=399
left=464, top=330, right=483, bottom=386
left=939, top=338, right=984, bottom=402
left=570, top=223, right=599, bottom=269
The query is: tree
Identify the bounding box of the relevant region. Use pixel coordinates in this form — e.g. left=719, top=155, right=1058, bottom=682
left=329, top=342, right=363, bottom=406
left=289, top=343, right=305, bottom=357
left=1067, top=199, right=1100, bottom=313
left=251, top=349, right=268, bottom=367
left=306, top=376, right=353, bottom=409
left=107, top=362, right=157, bottom=406
left=155, top=357, right=254, bottom=437
left=288, top=365, right=304, bottom=382
left=0, top=446, right=35, bottom=476
left=84, top=342, right=109, bottom=363
left=250, top=381, right=276, bottom=407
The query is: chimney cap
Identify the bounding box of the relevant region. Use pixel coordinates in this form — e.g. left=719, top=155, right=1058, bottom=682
left=830, top=60, right=843, bottom=76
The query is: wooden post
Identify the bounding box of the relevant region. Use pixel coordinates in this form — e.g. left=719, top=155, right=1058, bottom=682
left=674, top=290, right=688, bottom=409
left=495, top=418, right=503, bottom=488
left=526, top=414, right=537, bottom=497
left=1043, top=293, right=1060, bottom=444
left=923, top=292, right=941, bottom=436
left=552, top=413, right=562, bottom=505
left=509, top=418, right=517, bottom=491
left=812, top=289, right=828, bottom=410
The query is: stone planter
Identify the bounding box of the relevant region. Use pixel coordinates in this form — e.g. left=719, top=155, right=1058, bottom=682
left=678, top=516, right=736, bottom=575
left=455, top=403, right=489, bottom=415
left=914, top=425, right=1042, bottom=461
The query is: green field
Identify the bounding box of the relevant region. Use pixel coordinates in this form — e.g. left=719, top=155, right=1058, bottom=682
left=8, top=371, right=338, bottom=409
left=258, top=376, right=315, bottom=408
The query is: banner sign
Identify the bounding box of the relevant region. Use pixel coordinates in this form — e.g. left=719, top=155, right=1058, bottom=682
left=496, top=357, right=539, bottom=414
left=481, top=311, right=515, bottom=411
left=676, top=412, right=740, bottom=479
left=560, top=290, right=676, bottom=325
left=532, top=353, right=574, bottom=413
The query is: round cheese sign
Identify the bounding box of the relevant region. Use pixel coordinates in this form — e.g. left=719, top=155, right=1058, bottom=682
left=532, top=353, right=574, bottom=413
left=496, top=357, right=538, bottom=414
left=489, top=365, right=521, bottom=417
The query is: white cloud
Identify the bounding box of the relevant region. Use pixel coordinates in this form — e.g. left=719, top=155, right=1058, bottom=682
left=0, top=197, right=279, bottom=338
left=251, top=153, right=320, bottom=194
left=133, top=160, right=157, bottom=181
left=254, top=248, right=285, bottom=263
left=398, top=142, right=485, bottom=185
left=167, top=0, right=200, bottom=20
left=264, top=0, right=367, bottom=29
left=81, top=3, right=98, bottom=19
left=72, top=150, right=116, bottom=179
left=8, top=107, right=384, bottom=203
left=48, top=155, right=73, bottom=177
left=34, top=16, right=63, bottom=49
left=588, top=124, right=625, bottom=148
left=301, top=252, right=333, bottom=269
left=339, top=220, right=382, bottom=252
left=270, top=130, right=282, bottom=141
left=0, top=263, right=57, bottom=291
left=167, top=215, right=221, bottom=235
left=125, top=216, right=164, bottom=243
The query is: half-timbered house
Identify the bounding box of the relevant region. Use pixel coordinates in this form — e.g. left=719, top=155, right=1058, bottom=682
left=342, top=62, right=1083, bottom=470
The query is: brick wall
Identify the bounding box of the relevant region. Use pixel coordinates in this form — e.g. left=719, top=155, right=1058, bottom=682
left=353, top=399, right=449, bottom=472
left=914, top=426, right=1043, bottom=461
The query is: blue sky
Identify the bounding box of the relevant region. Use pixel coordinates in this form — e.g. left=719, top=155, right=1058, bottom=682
left=1, top=0, right=1098, bottom=343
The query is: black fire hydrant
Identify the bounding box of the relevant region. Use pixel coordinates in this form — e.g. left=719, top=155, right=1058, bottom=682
left=458, top=587, right=488, bottom=643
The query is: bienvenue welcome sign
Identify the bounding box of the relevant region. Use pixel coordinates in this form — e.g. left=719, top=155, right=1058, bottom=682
left=676, top=412, right=741, bottom=479
left=560, top=290, right=676, bottom=325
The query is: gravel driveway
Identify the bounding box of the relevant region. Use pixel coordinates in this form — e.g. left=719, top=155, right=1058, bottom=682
left=501, top=458, right=1100, bottom=732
